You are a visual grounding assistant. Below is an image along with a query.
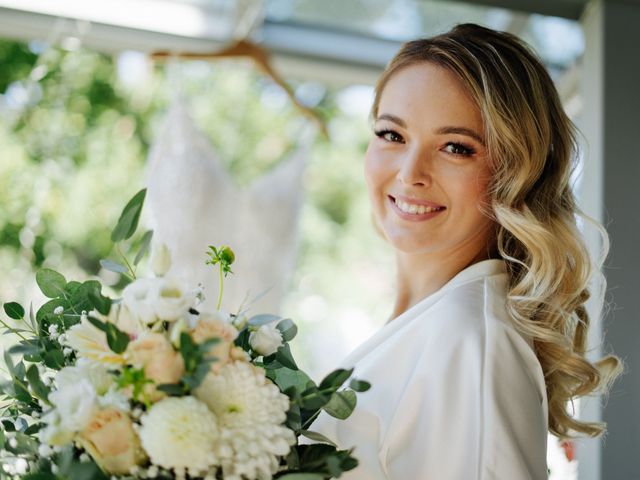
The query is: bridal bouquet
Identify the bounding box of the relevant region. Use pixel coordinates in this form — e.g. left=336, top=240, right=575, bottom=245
left=0, top=189, right=369, bottom=480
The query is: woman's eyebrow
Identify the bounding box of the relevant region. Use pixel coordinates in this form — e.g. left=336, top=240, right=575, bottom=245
left=376, top=114, right=485, bottom=146
left=376, top=113, right=406, bottom=128
left=435, top=126, right=485, bottom=146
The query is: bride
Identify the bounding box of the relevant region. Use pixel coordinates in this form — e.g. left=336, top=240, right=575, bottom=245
left=305, top=23, right=622, bottom=478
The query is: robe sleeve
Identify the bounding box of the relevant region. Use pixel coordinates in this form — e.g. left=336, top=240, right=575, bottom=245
left=380, top=300, right=549, bottom=480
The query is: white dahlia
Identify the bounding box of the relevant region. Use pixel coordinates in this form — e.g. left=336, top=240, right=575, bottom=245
left=194, top=361, right=296, bottom=479
left=138, top=396, right=219, bottom=474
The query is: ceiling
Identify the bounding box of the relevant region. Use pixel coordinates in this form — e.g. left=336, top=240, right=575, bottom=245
left=0, top=0, right=586, bottom=88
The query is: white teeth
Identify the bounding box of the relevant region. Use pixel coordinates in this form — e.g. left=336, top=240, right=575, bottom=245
left=394, top=198, right=442, bottom=215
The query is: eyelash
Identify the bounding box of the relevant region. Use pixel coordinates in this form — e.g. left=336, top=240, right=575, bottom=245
left=373, top=128, right=476, bottom=157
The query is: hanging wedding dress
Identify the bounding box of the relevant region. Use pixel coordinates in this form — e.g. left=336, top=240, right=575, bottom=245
left=145, top=96, right=312, bottom=315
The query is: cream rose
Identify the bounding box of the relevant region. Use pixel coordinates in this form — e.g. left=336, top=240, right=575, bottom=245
left=124, top=333, right=184, bottom=402
left=78, top=408, right=146, bottom=475
left=190, top=311, right=240, bottom=373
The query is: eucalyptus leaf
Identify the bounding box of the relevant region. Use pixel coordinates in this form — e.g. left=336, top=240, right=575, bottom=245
left=275, top=343, right=298, bottom=370
left=111, top=188, right=146, bottom=242
left=276, top=318, right=298, bottom=342
left=87, top=289, right=111, bottom=316
left=43, top=349, right=65, bottom=370
left=8, top=342, right=41, bottom=356
left=300, top=386, right=330, bottom=410
left=276, top=475, right=325, bottom=480
left=104, top=323, right=130, bottom=354
left=156, top=383, right=185, bottom=396
left=29, top=302, right=36, bottom=331
left=319, top=368, right=354, bottom=391
left=23, top=473, right=61, bottom=480
left=285, top=446, right=300, bottom=470
left=286, top=403, right=302, bottom=431
left=26, top=364, right=50, bottom=404
left=4, top=350, right=16, bottom=378
left=3, top=302, right=24, bottom=320
left=349, top=378, right=371, bottom=393
left=247, top=314, right=281, bottom=327
left=270, top=367, right=312, bottom=393
left=327, top=455, right=343, bottom=477
left=14, top=417, right=28, bottom=432
left=134, top=229, right=153, bottom=266
left=99, top=259, right=129, bottom=274
left=12, top=379, right=32, bottom=403
left=35, top=269, right=67, bottom=298
left=323, top=389, right=357, bottom=420
left=299, top=429, right=337, bottom=447
left=35, top=299, right=68, bottom=326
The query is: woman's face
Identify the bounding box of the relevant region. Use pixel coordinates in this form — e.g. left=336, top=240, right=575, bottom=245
left=365, top=62, right=495, bottom=256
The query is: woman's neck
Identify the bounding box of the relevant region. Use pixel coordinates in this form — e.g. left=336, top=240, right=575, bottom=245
left=387, top=245, right=497, bottom=323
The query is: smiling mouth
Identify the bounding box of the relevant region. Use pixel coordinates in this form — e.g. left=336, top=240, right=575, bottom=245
left=388, top=195, right=446, bottom=215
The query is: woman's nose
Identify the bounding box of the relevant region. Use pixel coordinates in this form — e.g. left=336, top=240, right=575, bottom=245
left=396, top=148, right=432, bottom=186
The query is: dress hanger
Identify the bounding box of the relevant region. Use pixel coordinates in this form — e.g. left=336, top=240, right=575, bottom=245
left=150, top=39, right=329, bottom=139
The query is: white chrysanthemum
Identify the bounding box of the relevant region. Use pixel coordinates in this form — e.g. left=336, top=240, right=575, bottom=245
left=138, top=396, right=219, bottom=473
left=194, top=362, right=296, bottom=479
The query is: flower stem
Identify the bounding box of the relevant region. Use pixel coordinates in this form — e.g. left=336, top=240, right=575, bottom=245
left=301, top=409, right=322, bottom=430
left=116, top=243, right=136, bottom=280
left=0, top=318, right=27, bottom=341
left=217, top=264, right=224, bottom=310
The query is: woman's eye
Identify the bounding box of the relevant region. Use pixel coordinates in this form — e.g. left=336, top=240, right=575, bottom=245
left=374, top=129, right=404, bottom=143
left=443, top=142, right=475, bottom=156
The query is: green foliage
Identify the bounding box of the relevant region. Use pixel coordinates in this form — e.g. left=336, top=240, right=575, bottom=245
left=115, top=365, right=152, bottom=405
left=86, top=315, right=129, bottom=353
left=35, top=269, right=66, bottom=298
left=110, top=188, right=146, bottom=242
left=3, top=301, right=25, bottom=319
left=133, top=229, right=153, bottom=266
left=165, top=331, right=221, bottom=394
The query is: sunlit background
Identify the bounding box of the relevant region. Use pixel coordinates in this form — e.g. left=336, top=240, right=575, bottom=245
left=0, top=1, right=625, bottom=479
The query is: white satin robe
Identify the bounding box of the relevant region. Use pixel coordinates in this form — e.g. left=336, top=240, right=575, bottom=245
left=305, top=259, right=549, bottom=479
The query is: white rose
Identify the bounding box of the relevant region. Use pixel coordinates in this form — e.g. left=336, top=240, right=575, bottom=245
left=49, top=379, right=98, bottom=432
left=122, top=278, right=158, bottom=325
left=249, top=322, right=283, bottom=356
left=153, top=277, right=196, bottom=322
left=150, top=242, right=172, bottom=277
left=55, top=358, right=114, bottom=395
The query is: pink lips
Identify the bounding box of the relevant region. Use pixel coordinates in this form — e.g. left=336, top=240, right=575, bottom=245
left=388, top=195, right=446, bottom=222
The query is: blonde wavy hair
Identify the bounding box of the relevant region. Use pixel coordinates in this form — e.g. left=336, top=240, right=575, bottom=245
left=370, top=23, right=624, bottom=440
